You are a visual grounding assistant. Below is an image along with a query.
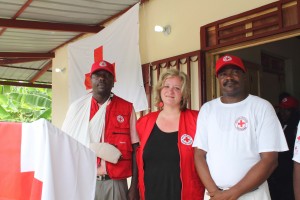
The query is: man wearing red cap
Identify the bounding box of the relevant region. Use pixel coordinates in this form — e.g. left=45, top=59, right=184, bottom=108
left=268, top=95, right=300, bottom=200
left=193, top=55, right=288, bottom=200
left=62, top=60, right=139, bottom=200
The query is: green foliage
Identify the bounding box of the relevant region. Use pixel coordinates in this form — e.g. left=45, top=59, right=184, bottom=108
left=0, top=85, right=52, bottom=122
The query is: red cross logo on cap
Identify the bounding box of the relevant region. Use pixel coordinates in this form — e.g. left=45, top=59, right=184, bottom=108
left=234, top=116, right=248, bottom=131
left=99, top=61, right=107, bottom=67
left=223, top=55, right=232, bottom=62
left=180, top=134, right=193, bottom=145
left=282, top=98, right=288, bottom=103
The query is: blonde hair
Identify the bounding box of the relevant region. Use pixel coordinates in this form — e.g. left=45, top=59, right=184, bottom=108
left=155, top=68, right=190, bottom=111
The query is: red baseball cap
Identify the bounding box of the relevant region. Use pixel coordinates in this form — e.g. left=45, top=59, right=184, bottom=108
left=216, top=55, right=246, bottom=75
left=278, top=96, right=299, bottom=109
left=90, top=60, right=115, bottom=78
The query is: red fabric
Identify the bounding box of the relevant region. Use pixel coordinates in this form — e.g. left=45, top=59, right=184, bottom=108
left=90, top=97, right=100, bottom=120
left=94, top=46, right=103, bottom=63
left=104, top=95, right=133, bottom=179
left=0, top=122, right=42, bottom=200
left=84, top=73, right=92, bottom=90
left=90, top=95, right=133, bottom=179
left=136, top=110, right=205, bottom=200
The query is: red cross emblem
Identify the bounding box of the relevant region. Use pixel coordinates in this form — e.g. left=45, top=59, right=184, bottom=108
left=180, top=134, right=193, bottom=145
left=223, top=55, right=232, bottom=62
left=99, top=61, right=107, bottom=67
left=116, top=115, right=124, bottom=123
left=234, top=116, right=248, bottom=131
left=237, top=120, right=246, bottom=128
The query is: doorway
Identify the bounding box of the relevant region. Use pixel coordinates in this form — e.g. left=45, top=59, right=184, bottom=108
left=205, top=36, right=300, bottom=107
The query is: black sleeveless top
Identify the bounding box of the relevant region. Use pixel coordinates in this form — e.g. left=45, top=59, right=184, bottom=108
left=143, top=124, right=181, bottom=200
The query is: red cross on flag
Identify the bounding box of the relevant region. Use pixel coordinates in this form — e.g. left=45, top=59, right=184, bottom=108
left=68, top=3, right=147, bottom=112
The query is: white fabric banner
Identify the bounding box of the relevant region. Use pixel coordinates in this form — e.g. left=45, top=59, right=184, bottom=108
left=21, top=119, right=96, bottom=200
left=68, top=3, right=147, bottom=112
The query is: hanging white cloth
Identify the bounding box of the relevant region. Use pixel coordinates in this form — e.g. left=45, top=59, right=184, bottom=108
left=62, top=93, right=93, bottom=147
left=62, top=93, right=121, bottom=163
left=88, top=95, right=122, bottom=164
left=88, top=96, right=109, bottom=143
left=62, top=92, right=110, bottom=147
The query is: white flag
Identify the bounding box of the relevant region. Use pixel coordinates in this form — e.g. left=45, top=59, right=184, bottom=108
left=0, top=119, right=96, bottom=200
left=68, top=3, right=147, bottom=112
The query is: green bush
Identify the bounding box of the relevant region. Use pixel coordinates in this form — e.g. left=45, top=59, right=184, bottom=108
left=0, top=85, right=52, bottom=122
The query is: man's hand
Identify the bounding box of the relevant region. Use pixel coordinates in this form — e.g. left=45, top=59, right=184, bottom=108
left=208, top=189, right=239, bottom=200
left=127, top=185, right=140, bottom=200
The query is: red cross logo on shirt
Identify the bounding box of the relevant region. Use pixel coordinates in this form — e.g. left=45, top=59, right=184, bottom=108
left=234, top=116, right=248, bottom=131
left=237, top=120, right=246, bottom=128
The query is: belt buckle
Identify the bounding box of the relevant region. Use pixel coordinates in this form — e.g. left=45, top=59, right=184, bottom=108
left=97, top=175, right=110, bottom=181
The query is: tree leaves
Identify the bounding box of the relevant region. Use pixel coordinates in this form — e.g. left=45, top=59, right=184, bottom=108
left=0, top=85, right=52, bottom=122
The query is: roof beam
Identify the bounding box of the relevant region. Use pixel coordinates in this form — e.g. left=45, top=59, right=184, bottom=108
left=0, top=52, right=54, bottom=58
left=30, top=61, right=52, bottom=83
left=14, top=0, right=33, bottom=19
left=50, top=33, right=85, bottom=52
left=0, top=80, right=51, bottom=88
left=0, top=0, right=33, bottom=36
left=0, top=18, right=103, bottom=33
left=0, top=58, right=51, bottom=65
left=0, top=64, right=51, bottom=71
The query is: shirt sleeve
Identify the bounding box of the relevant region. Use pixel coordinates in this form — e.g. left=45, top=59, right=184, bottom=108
left=130, top=108, right=140, bottom=144
left=257, top=101, right=288, bottom=153
left=192, top=104, right=208, bottom=151
left=293, top=121, right=300, bottom=163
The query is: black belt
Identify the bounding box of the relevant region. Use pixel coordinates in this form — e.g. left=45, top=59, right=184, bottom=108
left=97, top=174, right=111, bottom=181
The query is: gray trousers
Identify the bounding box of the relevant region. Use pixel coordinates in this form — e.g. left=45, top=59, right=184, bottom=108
left=95, top=179, right=128, bottom=200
